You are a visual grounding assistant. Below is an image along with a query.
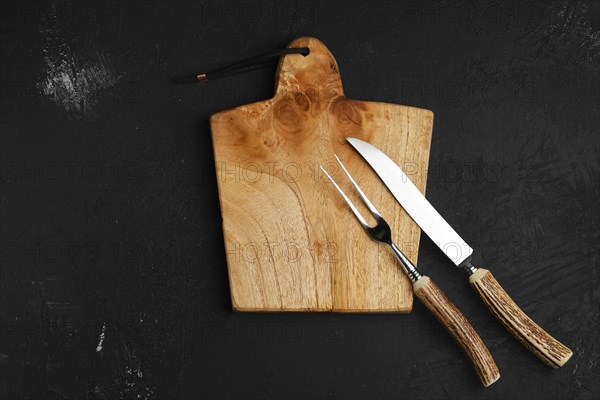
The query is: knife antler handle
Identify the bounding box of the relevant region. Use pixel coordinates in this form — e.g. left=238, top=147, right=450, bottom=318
left=413, top=276, right=500, bottom=387
left=468, top=268, right=572, bottom=368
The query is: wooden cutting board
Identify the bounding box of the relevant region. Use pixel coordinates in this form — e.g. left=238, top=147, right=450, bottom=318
left=210, top=37, right=433, bottom=312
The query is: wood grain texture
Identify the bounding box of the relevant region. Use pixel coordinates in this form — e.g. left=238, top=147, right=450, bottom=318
left=469, top=269, right=573, bottom=368
left=210, top=37, right=433, bottom=312
left=413, top=277, right=500, bottom=387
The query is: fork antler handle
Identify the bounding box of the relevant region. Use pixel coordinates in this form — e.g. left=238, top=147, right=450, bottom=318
left=413, top=276, right=500, bottom=387
left=469, top=268, right=572, bottom=368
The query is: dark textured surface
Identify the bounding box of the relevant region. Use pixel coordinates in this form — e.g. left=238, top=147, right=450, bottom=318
left=1, top=1, right=599, bottom=399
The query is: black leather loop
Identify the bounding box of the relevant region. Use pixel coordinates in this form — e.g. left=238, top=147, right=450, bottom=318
left=173, top=47, right=309, bottom=84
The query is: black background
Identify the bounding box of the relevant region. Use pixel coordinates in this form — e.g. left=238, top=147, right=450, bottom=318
left=1, top=1, right=599, bottom=399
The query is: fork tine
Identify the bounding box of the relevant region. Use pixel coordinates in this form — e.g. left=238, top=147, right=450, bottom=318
left=320, top=166, right=370, bottom=228
left=333, top=154, right=382, bottom=218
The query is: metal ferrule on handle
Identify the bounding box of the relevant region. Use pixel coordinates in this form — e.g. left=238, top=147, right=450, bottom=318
left=389, top=242, right=422, bottom=283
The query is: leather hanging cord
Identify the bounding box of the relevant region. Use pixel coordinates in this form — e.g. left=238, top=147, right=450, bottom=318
left=173, top=47, right=310, bottom=84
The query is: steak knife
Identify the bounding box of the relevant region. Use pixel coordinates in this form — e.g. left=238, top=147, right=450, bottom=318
left=347, top=137, right=573, bottom=368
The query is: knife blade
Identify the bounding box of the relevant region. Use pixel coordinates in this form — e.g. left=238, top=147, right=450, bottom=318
left=347, top=137, right=573, bottom=368
left=347, top=138, right=473, bottom=266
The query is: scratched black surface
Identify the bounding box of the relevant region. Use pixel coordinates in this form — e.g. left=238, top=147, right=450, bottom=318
left=1, top=1, right=599, bottom=399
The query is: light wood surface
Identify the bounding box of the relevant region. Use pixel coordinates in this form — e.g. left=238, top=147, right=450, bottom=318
left=210, top=37, right=433, bottom=312
left=414, top=277, right=500, bottom=387
left=469, top=269, right=572, bottom=367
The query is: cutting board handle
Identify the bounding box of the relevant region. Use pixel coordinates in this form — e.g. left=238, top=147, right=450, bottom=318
left=274, top=37, right=344, bottom=99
